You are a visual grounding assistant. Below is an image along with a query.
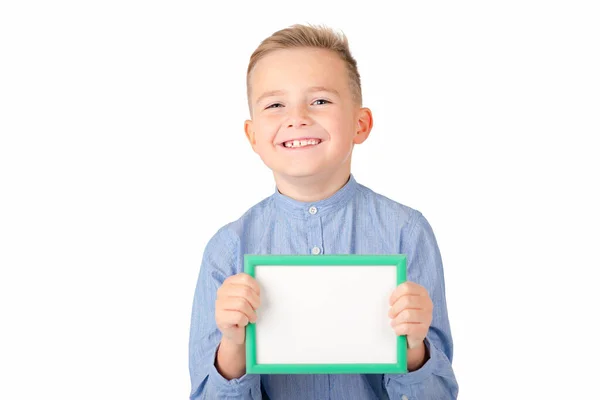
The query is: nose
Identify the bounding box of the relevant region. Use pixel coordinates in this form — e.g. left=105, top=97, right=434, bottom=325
left=286, top=104, right=312, bottom=129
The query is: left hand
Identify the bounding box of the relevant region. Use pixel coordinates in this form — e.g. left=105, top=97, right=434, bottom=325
left=388, top=281, right=434, bottom=349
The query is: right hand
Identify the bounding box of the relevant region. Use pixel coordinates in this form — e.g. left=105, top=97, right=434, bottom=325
left=215, top=273, right=261, bottom=345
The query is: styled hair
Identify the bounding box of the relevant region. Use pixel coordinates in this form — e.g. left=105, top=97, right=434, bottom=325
left=246, top=24, right=362, bottom=111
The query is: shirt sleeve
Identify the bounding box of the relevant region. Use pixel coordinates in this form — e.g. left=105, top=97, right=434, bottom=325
left=384, top=211, right=459, bottom=399
left=188, top=227, right=262, bottom=399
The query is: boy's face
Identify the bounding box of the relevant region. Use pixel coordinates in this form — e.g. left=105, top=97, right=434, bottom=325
left=245, top=48, right=372, bottom=182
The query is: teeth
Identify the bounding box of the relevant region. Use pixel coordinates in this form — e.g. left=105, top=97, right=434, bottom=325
left=283, top=139, right=321, bottom=148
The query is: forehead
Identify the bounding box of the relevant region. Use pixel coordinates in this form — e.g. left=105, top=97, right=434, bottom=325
left=250, top=48, right=350, bottom=97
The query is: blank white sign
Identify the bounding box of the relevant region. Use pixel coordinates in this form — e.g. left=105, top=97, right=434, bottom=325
left=254, top=265, right=397, bottom=364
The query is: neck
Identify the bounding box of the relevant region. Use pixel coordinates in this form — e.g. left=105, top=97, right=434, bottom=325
left=274, top=168, right=352, bottom=203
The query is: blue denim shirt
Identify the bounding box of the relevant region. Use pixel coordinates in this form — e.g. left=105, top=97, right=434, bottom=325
left=189, top=174, right=458, bottom=399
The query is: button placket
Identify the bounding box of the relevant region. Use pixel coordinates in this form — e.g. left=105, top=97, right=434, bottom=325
left=307, top=214, right=323, bottom=255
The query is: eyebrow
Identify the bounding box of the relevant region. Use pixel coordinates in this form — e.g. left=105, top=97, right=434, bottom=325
left=255, top=86, right=341, bottom=105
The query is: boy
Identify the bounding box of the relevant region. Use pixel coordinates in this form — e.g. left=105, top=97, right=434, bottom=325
left=189, top=24, right=458, bottom=399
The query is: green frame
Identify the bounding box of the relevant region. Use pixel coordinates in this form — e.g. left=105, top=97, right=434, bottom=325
left=244, top=254, right=407, bottom=374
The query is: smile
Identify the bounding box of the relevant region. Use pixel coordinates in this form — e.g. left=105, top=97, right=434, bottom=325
left=281, top=138, right=322, bottom=149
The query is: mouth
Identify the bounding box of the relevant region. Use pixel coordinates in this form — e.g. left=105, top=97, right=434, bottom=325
left=279, top=138, right=323, bottom=150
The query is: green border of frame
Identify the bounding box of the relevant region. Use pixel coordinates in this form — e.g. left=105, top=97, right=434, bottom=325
left=244, top=254, right=407, bottom=374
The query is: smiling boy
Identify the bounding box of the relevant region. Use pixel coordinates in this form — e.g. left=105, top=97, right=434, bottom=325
left=189, top=24, right=458, bottom=399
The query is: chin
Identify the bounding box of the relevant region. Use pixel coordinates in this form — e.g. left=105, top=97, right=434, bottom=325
left=283, top=170, right=320, bottom=178
left=261, top=159, right=318, bottom=177
left=275, top=168, right=323, bottom=180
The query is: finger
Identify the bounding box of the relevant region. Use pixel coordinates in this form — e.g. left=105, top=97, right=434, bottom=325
left=389, top=282, right=426, bottom=305
left=218, top=284, right=261, bottom=310
left=228, top=273, right=261, bottom=296
left=217, top=310, right=250, bottom=328
left=388, top=295, right=422, bottom=318
left=390, top=308, right=431, bottom=326
left=392, top=322, right=423, bottom=337
left=221, top=297, right=258, bottom=323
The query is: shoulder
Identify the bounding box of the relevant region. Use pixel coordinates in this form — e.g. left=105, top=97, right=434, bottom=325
left=355, top=182, right=424, bottom=228
left=205, top=194, right=274, bottom=251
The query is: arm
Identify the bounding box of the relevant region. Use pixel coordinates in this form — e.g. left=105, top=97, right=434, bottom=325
left=188, top=228, right=261, bottom=399
left=384, top=212, right=459, bottom=399
left=215, top=338, right=247, bottom=380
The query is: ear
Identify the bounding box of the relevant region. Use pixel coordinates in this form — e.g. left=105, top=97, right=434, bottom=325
left=244, top=119, right=257, bottom=152
left=353, top=107, right=373, bottom=145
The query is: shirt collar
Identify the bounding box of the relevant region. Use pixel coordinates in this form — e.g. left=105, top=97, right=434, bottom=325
left=272, top=174, right=359, bottom=218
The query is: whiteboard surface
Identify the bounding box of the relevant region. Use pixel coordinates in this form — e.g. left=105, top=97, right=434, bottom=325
left=254, top=265, right=397, bottom=364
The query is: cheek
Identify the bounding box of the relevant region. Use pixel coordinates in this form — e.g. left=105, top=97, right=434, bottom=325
left=326, top=107, right=352, bottom=127
left=253, top=120, right=279, bottom=145
left=322, top=113, right=355, bottom=140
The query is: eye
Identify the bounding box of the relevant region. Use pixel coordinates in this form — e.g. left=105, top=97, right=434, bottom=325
left=265, top=103, right=283, bottom=109
left=312, top=99, right=331, bottom=106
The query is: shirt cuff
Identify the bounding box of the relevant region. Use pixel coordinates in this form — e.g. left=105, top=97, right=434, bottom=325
left=208, top=344, right=260, bottom=395
left=386, top=336, right=438, bottom=386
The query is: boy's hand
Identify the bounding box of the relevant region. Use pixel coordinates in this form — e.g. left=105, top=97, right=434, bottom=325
left=215, top=273, right=261, bottom=345
left=388, top=281, right=433, bottom=349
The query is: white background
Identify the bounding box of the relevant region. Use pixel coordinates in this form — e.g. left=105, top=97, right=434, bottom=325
left=1, top=1, right=598, bottom=399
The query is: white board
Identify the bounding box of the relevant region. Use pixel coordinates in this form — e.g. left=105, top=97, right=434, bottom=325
left=254, top=265, right=398, bottom=364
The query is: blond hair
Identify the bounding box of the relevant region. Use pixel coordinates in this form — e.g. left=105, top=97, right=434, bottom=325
left=246, top=24, right=362, bottom=111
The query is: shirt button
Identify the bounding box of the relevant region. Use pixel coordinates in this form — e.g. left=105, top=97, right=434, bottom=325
left=309, top=206, right=317, bottom=215
left=311, top=246, right=321, bottom=255
left=401, top=395, right=409, bottom=400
